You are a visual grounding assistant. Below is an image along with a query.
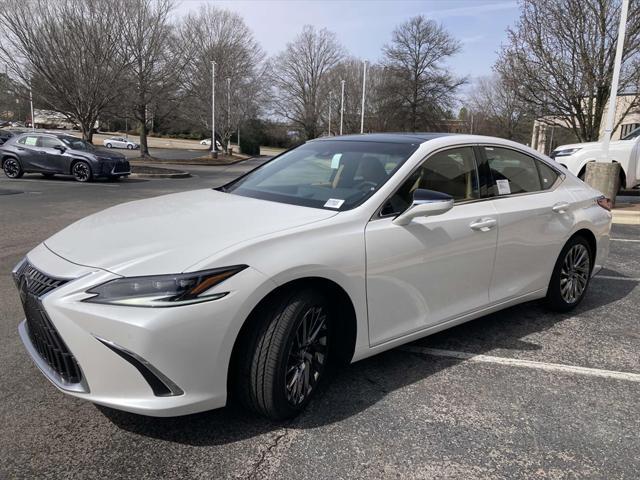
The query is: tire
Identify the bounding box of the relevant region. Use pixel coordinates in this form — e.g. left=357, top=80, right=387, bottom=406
left=546, top=236, right=592, bottom=312
left=127, top=144, right=133, bottom=150
left=71, top=160, right=92, bottom=182
left=3, top=157, right=23, bottom=179
left=106, top=143, right=112, bottom=148
left=236, top=288, right=333, bottom=420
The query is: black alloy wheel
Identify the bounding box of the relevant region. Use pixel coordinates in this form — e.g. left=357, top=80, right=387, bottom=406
left=72, top=161, right=92, bottom=182
left=3, top=158, right=23, bottom=178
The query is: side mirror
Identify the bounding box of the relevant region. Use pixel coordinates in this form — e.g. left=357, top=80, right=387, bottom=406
left=53, top=145, right=66, bottom=153
left=392, top=189, right=454, bottom=226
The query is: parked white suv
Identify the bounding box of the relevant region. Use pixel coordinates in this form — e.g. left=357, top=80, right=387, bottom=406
left=551, top=127, right=640, bottom=189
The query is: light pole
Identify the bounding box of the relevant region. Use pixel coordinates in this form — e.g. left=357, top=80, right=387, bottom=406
left=328, top=91, right=332, bottom=136
left=29, top=86, right=35, bottom=131
left=360, top=60, right=367, bottom=134
left=340, top=80, right=345, bottom=136
left=211, top=60, right=217, bottom=158
left=586, top=0, right=628, bottom=203
left=227, top=77, right=231, bottom=152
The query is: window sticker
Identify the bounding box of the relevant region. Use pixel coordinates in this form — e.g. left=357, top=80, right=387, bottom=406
left=330, top=153, right=342, bottom=169
left=496, top=179, right=511, bottom=195
left=25, top=136, right=38, bottom=146
left=324, top=198, right=345, bottom=209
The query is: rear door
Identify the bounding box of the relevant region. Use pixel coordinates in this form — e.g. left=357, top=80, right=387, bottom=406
left=365, top=146, right=498, bottom=346
left=15, top=135, right=41, bottom=170
left=479, top=145, right=574, bottom=302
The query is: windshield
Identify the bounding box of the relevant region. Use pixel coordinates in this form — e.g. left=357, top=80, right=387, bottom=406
left=622, top=126, right=640, bottom=141
left=61, top=137, right=95, bottom=151
left=224, top=140, right=419, bottom=210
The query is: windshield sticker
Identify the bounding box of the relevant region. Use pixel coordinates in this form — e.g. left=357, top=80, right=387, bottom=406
left=25, top=136, right=37, bottom=146
left=330, top=153, right=342, bottom=169
left=324, top=198, right=345, bottom=209
left=496, top=179, right=511, bottom=195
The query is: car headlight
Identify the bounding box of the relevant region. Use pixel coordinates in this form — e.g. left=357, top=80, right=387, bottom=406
left=83, top=265, right=247, bottom=307
left=553, top=148, right=581, bottom=157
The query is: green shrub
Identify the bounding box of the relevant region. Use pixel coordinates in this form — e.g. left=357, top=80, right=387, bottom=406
left=239, top=136, right=260, bottom=156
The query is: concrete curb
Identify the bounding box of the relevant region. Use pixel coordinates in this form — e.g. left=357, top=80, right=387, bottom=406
left=129, top=156, right=264, bottom=167
left=129, top=171, right=191, bottom=179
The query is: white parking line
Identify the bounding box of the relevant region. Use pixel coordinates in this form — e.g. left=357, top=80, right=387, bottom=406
left=2, top=179, right=120, bottom=187
left=594, top=275, right=640, bottom=281
left=400, top=346, right=640, bottom=383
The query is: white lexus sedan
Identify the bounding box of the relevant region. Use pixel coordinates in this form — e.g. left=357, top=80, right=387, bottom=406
left=103, top=136, right=139, bottom=150
left=13, top=133, right=612, bottom=420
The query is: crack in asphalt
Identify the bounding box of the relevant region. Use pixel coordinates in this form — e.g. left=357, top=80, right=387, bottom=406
left=245, top=429, right=290, bottom=480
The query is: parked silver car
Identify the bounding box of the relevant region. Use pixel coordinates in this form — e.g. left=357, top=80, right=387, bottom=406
left=103, top=136, right=139, bottom=150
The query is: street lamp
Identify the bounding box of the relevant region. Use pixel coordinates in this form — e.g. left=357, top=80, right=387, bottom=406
left=211, top=60, right=217, bottom=159
left=360, top=60, right=368, bottom=134
left=586, top=0, right=628, bottom=204
left=340, top=80, right=345, bottom=136
left=328, top=91, right=332, bottom=136
left=227, top=77, right=231, bottom=153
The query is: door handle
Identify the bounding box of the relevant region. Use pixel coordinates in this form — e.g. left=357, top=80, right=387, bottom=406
left=552, top=202, right=570, bottom=213
left=470, top=218, right=497, bottom=232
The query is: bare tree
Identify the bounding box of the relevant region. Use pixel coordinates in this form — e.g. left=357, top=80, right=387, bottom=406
left=382, top=15, right=464, bottom=131
left=179, top=6, right=264, bottom=151
left=468, top=74, right=532, bottom=143
left=0, top=0, right=129, bottom=141
left=270, top=26, right=345, bottom=140
left=497, top=0, right=640, bottom=142
left=121, top=0, right=182, bottom=157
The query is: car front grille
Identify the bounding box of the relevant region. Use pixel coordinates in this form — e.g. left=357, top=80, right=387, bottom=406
left=15, top=262, right=83, bottom=385
left=113, top=161, right=130, bottom=173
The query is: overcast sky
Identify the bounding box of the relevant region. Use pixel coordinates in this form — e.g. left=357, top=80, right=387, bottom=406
left=180, top=0, right=520, bottom=94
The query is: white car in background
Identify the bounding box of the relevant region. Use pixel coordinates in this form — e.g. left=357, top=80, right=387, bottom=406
left=200, top=138, right=223, bottom=149
left=103, top=137, right=139, bottom=150
left=551, top=126, right=640, bottom=189
left=13, top=133, right=611, bottom=420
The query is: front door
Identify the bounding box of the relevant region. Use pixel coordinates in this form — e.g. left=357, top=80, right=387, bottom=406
left=365, top=146, right=498, bottom=346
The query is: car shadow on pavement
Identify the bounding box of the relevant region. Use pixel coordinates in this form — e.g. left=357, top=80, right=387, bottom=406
left=98, top=276, right=636, bottom=446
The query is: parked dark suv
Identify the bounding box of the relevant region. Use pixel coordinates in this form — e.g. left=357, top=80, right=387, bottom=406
left=0, top=132, right=130, bottom=182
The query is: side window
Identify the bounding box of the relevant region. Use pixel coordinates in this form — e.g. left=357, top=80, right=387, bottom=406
left=381, top=147, right=479, bottom=216
left=20, top=136, right=39, bottom=146
left=536, top=160, right=559, bottom=190
left=484, top=147, right=541, bottom=195
left=39, top=136, right=62, bottom=148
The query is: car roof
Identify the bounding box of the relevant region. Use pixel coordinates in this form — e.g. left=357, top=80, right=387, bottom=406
left=311, top=132, right=455, bottom=144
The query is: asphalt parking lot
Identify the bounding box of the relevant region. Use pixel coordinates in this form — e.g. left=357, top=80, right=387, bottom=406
left=1, top=164, right=638, bottom=479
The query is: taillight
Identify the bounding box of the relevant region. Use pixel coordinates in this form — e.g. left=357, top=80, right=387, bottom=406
left=596, top=196, right=612, bottom=211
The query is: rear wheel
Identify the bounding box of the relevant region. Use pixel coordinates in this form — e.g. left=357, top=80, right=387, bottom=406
left=106, top=143, right=112, bottom=148
left=3, top=158, right=23, bottom=178
left=236, top=288, right=332, bottom=420
left=72, top=160, right=92, bottom=182
left=546, top=236, right=592, bottom=312
left=127, top=144, right=134, bottom=150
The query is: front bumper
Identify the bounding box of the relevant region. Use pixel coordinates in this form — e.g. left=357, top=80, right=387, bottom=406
left=14, top=243, right=270, bottom=416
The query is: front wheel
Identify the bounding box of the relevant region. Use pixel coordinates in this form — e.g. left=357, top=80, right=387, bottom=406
left=3, top=158, right=24, bottom=178
left=72, top=161, right=92, bottom=182
left=127, top=144, right=134, bottom=150
left=546, top=236, right=592, bottom=312
left=236, top=289, right=332, bottom=420
left=106, top=143, right=112, bottom=148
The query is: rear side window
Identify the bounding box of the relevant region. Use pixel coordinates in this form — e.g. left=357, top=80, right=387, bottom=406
left=18, top=136, right=39, bottom=146
left=484, top=147, right=541, bottom=195
left=536, top=160, right=559, bottom=190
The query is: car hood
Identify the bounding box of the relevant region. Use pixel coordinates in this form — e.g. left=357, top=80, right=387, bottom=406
left=44, top=189, right=338, bottom=276
left=93, top=148, right=126, bottom=161
left=554, top=139, right=629, bottom=152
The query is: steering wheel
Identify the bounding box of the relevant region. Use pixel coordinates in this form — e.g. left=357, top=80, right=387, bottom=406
left=354, top=180, right=378, bottom=191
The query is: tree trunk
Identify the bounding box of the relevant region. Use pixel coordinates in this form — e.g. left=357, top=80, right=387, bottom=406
left=138, top=104, right=149, bottom=157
